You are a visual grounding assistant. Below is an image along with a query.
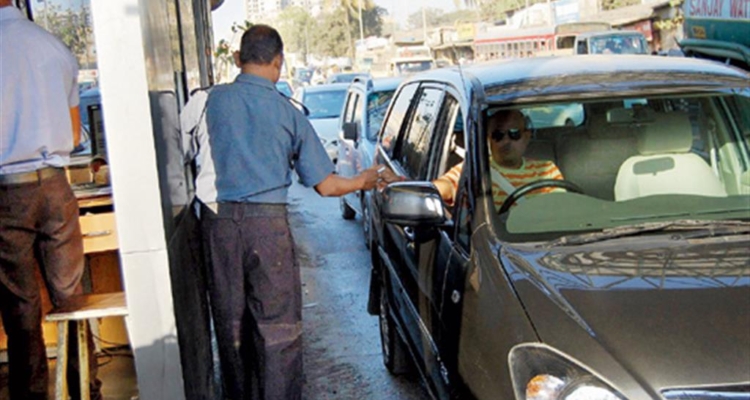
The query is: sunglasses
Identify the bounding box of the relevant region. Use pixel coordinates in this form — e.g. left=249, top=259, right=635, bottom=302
left=491, top=128, right=525, bottom=142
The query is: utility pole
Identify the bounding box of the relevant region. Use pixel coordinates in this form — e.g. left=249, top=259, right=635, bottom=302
left=358, top=0, right=364, bottom=44
left=421, top=0, right=427, bottom=41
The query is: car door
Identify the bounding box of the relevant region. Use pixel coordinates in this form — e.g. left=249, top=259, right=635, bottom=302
left=412, top=91, right=473, bottom=396
left=337, top=90, right=361, bottom=208
left=380, top=83, right=447, bottom=371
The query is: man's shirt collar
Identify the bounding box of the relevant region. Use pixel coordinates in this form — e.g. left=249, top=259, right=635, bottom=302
left=235, top=73, right=276, bottom=91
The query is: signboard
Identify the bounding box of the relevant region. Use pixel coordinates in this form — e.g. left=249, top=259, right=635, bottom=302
left=553, top=0, right=581, bottom=24
left=456, top=23, right=476, bottom=41
left=684, top=0, right=749, bottom=18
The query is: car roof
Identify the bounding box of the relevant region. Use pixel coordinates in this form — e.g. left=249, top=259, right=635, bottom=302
left=404, top=55, right=749, bottom=103
left=300, top=82, right=351, bottom=93
left=350, top=76, right=404, bottom=92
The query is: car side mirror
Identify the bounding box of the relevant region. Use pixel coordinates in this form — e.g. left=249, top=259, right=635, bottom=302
left=343, top=122, right=359, bottom=141
left=381, top=182, right=446, bottom=227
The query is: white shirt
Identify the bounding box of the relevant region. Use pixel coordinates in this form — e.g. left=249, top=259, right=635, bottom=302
left=180, top=88, right=217, bottom=205
left=0, top=6, right=79, bottom=174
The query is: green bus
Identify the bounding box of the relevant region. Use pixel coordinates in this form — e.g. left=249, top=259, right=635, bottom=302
left=680, top=0, right=750, bottom=70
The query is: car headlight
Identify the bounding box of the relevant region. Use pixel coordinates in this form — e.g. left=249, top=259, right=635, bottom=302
left=509, top=344, right=625, bottom=400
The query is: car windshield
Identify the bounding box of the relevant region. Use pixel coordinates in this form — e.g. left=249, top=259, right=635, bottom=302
left=276, top=81, right=293, bottom=97
left=486, top=93, right=750, bottom=241
left=327, top=73, right=367, bottom=84
left=367, top=89, right=396, bottom=140
left=589, top=34, right=648, bottom=54
left=302, top=89, right=347, bottom=119
left=395, top=61, right=433, bottom=75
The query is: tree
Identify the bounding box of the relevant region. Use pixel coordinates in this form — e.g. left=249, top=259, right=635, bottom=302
left=600, top=0, right=641, bottom=11
left=406, top=7, right=445, bottom=30
left=277, top=6, right=316, bottom=62
left=323, top=0, right=384, bottom=58
left=312, top=8, right=350, bottom=57
left=34, top=3, right=94, bottom=68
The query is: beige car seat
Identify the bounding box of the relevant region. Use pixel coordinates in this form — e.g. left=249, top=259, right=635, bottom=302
left=614, top=112, right=727, bottom=201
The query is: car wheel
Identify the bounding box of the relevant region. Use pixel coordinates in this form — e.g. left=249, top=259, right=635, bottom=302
left=379, top=273, right=411, bottom=374
left=340, top=196, right=355, bottom=220
left=362, top=195, right=372, bottom=249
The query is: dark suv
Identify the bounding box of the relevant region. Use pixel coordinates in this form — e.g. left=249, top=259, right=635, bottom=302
left=368, top=56, right=750, bottom=399
left=336, top=76, right=402, bottom=245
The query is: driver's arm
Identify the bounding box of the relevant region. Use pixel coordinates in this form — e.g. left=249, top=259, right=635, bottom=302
left=433, top=162, right=463, bottom=206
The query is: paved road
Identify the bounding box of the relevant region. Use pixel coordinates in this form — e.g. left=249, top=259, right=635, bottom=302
left=289, top=182, right=428, bottom=400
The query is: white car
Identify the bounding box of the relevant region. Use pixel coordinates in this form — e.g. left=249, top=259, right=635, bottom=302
left=293, top=82, right=350, bottom=163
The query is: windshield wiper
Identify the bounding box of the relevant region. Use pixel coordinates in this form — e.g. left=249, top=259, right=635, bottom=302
left=546, top=220, right=750, bottom=247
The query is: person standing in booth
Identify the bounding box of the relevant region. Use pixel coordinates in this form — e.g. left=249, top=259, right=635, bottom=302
left=204, top=24, right=398, bottom=399
left=0, top=1, right=101, bottom=398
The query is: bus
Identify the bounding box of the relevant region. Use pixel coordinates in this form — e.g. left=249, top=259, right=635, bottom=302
left=473, top=21, right=618, bottom=60
left=680, top=0, right=750, bottom=70
left=474, top=25, right=555, bottom=60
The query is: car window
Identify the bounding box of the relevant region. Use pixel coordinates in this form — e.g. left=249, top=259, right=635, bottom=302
left=489, top=93, right=750, bottom=241
left=302, top=89, right=347, bottom=119
left=342, top=92, right=358, bottom=125
left=381, top=83, right=419, bottom=156
left=395, top=86, right=444, bottom=180
left=366, top=89, right=396, bottom=141
left=523, top=103, right=584, bottom=128
left=353, top=93, right=364, bottom=126
left=434, top=95, right=463, bottom=178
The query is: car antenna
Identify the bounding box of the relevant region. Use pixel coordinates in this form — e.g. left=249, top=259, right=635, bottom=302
left=452, top=44, right=469, bottom=93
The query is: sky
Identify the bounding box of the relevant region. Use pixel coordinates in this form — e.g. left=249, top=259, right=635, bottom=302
left=211, top=0, right=458, bottom=45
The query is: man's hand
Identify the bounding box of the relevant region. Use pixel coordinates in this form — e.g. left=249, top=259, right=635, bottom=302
left=362, top=165, right=401, bottom=191
left=314, top=165, right=402, bottom=197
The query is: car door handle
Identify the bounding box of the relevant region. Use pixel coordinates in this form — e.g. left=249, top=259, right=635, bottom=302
left=404, top=226, right=415, bottom=242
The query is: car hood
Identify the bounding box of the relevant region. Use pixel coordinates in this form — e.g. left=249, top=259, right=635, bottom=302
left=505, top=235, right=750, bottom=393
left=309, top=118, right=339, bottom=143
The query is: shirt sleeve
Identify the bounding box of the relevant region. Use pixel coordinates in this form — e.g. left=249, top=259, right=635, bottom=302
left=63, top=41, right=79, bottom=108
left=292, top=112, right=335, bottom=188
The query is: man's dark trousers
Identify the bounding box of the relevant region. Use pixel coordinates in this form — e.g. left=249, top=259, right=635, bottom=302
left=0, top=170, right=101, bottom=400
left=203, top=202, right=303, bottom=400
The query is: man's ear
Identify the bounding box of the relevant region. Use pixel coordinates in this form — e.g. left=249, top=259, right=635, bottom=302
left=233, top=51, right=241, bottom=68
left=272, top=54, right=283, bottom=70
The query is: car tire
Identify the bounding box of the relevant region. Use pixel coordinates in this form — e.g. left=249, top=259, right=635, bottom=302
left=379, top=273, right=411, bottom=375
left=340, top=196, right=356, bottom=220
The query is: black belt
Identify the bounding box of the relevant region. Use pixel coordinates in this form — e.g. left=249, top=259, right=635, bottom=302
left=0, top=167, right=64, bottom=185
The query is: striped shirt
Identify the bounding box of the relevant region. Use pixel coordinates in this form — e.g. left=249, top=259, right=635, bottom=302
left=435, top=158, right=563, bottom=208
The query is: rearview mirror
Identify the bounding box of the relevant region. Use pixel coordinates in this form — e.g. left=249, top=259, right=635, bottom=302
left=343, top=122, right=359, bottom=141
left=381, top=182, right=446, bottom=226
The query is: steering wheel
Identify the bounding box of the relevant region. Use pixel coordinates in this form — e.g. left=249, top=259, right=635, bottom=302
left=498, top=179, right=584, bottom=215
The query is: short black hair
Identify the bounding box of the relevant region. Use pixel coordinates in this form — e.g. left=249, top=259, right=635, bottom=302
left=239, top=25, right=284, bottom=65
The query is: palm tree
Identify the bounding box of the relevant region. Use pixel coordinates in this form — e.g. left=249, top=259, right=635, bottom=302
left=324, top=0, right=376, bottom=58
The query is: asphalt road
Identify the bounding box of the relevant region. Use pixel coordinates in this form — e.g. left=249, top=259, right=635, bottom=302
left=288, top=181, right=428, bottom=400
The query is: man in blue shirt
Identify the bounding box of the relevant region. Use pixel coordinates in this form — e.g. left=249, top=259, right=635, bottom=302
left=204, top=25, right=396, bottom=400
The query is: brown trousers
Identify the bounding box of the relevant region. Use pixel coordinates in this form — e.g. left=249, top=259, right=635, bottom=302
left=202, top=202, right=303, bottom=400
left=0, top=170, right=100, bottom=400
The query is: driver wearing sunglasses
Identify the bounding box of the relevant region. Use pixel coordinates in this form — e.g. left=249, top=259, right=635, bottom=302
left=434, top=109, right=564, bottom=208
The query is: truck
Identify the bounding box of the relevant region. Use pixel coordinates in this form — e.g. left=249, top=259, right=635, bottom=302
left=680, top=0, right=750, bottom=70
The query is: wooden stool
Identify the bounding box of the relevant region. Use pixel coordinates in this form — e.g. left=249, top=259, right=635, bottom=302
left=45, top=292, right=128, bottom=400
